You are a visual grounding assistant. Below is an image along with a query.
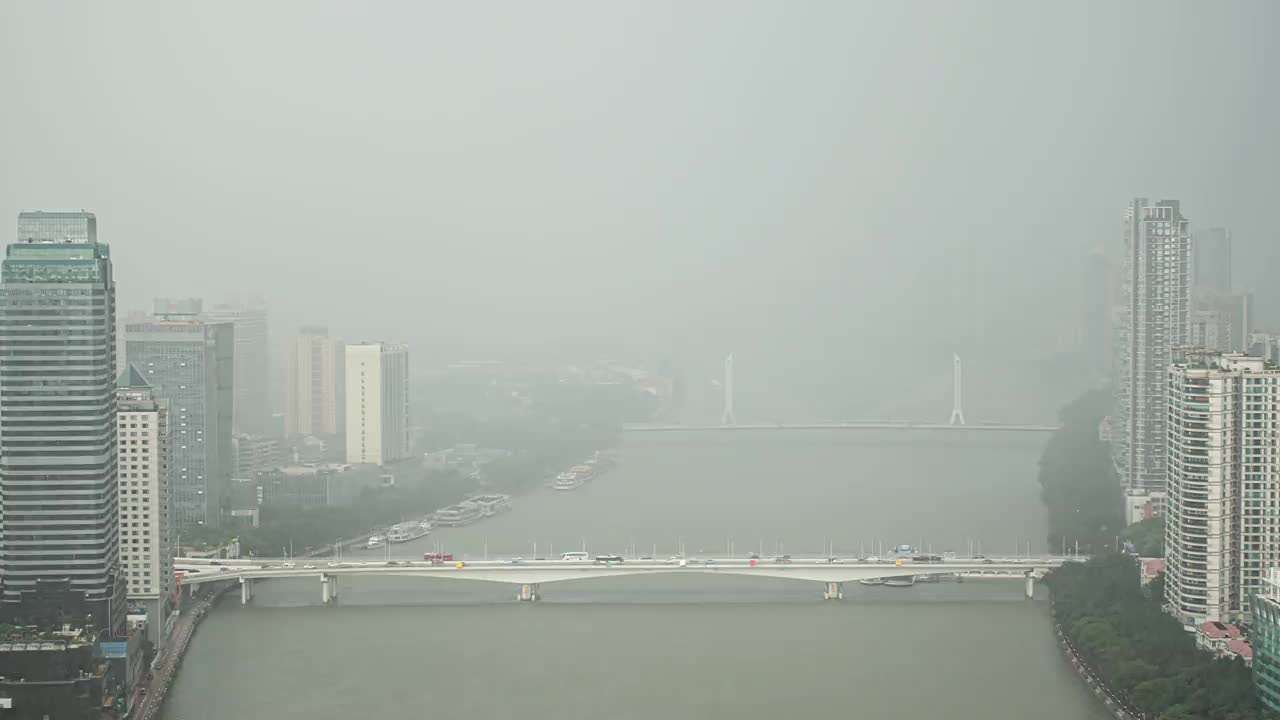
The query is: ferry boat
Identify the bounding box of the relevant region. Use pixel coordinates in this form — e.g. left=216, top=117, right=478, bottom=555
left=366, top=535, right=386, bottom=550
left=433, top=501, right=483, bottom=527
left=470, top=494, right=512, bottom=517
left=553, top=472, right=583, bottom=491
left=387, top=521, right=430, bottom=544
left=569, top=465, right=595, bottom=482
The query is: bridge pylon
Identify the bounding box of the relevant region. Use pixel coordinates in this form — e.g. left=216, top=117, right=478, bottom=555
left=721, top=353, right=736, bottom=426
left=949, top=353, right=966, bottom=426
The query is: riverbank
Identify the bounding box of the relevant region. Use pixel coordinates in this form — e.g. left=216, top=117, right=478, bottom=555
left=130, top=583, right=234, bottom=720
left=1037, top=389, right=1268, bottom=720
left=1055, top=612, right=1143, bottom=720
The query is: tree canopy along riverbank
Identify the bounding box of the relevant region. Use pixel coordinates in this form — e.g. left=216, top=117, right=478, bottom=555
left=1048, top=554, right=1267, bottom=720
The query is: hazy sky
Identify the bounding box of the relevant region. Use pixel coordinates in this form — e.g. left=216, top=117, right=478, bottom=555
left=2, top=1, right=1278, bottom=373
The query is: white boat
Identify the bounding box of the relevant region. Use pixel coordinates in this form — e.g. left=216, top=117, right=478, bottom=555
left=387, top=521, right=430, bottom=543
left=553, top=472, right=583, bottom=491
left=470, top=494, right=512, bottom=516
left=433, top=502, right=484, bottom=527
left=858, top=577, right=885, bottom=586
left=366, top=535, right=386, bottom=550
left=884, top=575, right=917, bottom=588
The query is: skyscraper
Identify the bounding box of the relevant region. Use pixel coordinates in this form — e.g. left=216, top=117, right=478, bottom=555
left=1193, top=227, right=1233, bottom=294
left=0, top=210, right=125, bottom=632
left=1113, top=198, right=1192, bottom=493
left=126, top=307, right=234, bottom=528
left=285, top=326, right=345, bottom=437
left=1165, top=350, right=1280, bottom=625
left=345, top=342, right=410, bottom=465
left=117, top=366, right=173, bottom=649
left=204, top=300, right=271, bottom=436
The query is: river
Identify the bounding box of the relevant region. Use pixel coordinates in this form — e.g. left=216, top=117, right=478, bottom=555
left=159, top=430, right=1110, bottom=720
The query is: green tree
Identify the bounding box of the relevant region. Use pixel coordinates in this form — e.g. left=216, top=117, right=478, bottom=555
left=1123, top=515, right=1165, bottom=557
left=1132, top=677, right=1176, bottom=713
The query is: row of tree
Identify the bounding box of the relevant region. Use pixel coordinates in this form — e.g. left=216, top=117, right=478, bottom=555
left=1049, top=555, right=1265, bottom=720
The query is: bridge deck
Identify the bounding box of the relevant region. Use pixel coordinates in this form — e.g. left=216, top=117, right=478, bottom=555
left=178, top=557, right=1080, bottom=587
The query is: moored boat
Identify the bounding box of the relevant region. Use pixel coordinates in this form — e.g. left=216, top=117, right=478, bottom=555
left=387, top=521, right=430, bottom=543
left=553, top=472, right=583, bottom=491
left=470, top=494, right=512, bottom=516
left=433, top=501, right=484, bottom=527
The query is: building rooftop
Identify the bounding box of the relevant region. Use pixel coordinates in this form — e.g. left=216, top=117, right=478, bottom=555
left=116, top=364, right=150, bottom=389
left=1227, top=639, right=1253, bottom=659
left=1198, top=621, right=1242, bottom=640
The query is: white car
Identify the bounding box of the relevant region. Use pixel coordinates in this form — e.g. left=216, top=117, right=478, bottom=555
left=282, top=562, right=296, bottom=569
left=302, top=564, right=317, bottom=569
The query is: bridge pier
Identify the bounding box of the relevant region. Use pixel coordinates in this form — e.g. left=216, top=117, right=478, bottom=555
left=240, top=577, right=253, bottom=606
left=1025, top=573, right=1035, bottom=599
left=518, top=583, right=540, bottom=602
left=321, top=574, right=339, bottom=604
left=823, top=582, right=843, bottom=600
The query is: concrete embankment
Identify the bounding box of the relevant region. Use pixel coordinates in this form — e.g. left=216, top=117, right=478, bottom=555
left=1054, top=623, right=1145, bottom=720
left=133, top=583, right=234, bottom=720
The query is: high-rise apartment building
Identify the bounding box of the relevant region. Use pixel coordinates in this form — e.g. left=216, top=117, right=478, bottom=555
left=286, top=326, right=345, bottom=437
left=345, top=342, right=410, bottom=465
left=0, top=211, right=125, bottom=633
left=117, top=366, right=173, bottom=649
left=204, top=300, right=271, bottom=436
left=126, top=310, right=234, bottom=528
left=1113, top=198, right=1192, bottom=493
left=1165, top=350, right=1280, bottom=625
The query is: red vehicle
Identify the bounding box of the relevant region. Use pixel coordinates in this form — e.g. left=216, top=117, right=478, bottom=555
left=423, top=552, right=454, bottom=564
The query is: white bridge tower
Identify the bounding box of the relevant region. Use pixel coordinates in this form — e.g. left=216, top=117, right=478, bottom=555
left=721, top=353, right=737, bottom=426
left=949, top=353, right=966, bottom=426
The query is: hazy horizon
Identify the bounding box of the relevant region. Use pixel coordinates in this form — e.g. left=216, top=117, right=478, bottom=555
left=3, top=1, right=1278, bottom=374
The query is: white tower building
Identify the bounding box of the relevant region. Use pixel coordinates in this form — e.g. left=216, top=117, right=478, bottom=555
left=345, top=342, right=410, bottom=465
